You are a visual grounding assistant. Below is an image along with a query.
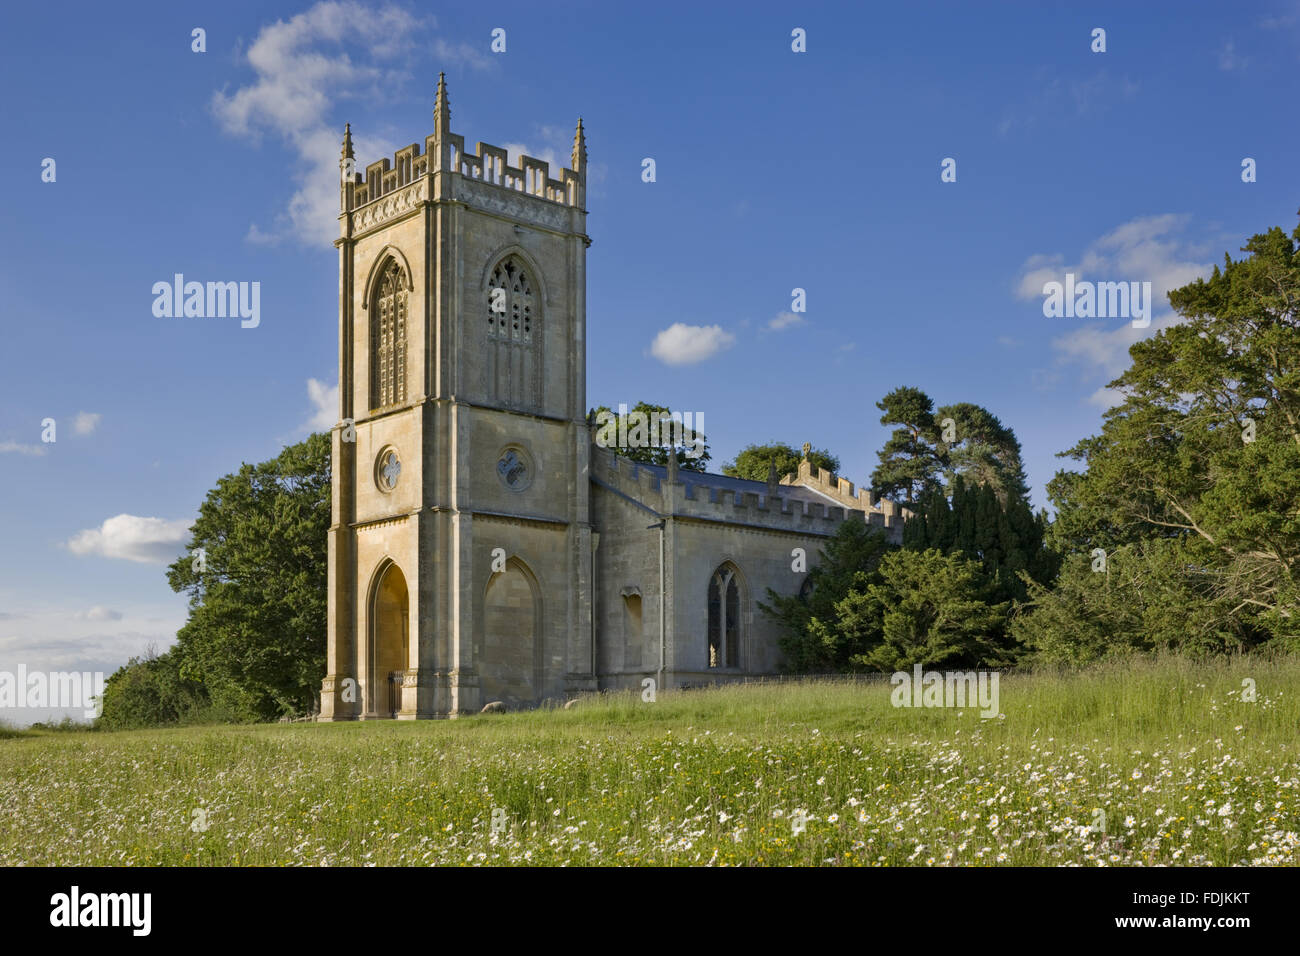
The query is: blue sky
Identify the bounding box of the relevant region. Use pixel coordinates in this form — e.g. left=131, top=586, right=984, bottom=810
left=3, top=0, right=1299, bottom=720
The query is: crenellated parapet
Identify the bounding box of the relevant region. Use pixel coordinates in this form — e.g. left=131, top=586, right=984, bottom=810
left=776, top=456, right=914, bottom=538
left=339, top=73, right=587, bottom=237
left=592, top=445, right=871, bottom=537
left=345, top=136, right=584, bottom=209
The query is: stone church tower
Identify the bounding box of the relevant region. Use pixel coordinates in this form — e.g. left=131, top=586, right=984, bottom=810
left=320, top=75, right=595, bottom=719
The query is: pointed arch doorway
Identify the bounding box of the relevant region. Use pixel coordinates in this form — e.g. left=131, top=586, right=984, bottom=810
left=368, top=560, right=409, bottom=718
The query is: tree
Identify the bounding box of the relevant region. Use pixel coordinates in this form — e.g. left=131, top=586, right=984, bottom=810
left=759, top=520, right=895, bottom=672
left=764, top=540, right=1011, bottom=673
left=871, top=386, right=942, bottom=506
left=97, top=647, right=210, bottom=730
left=164, top=433, right=331, bottom=720
left=903, top=473, right=1056, bottom=602
left=588, top=401, right=711, bottom=472
left=844, top=549, right=1010, bottom=671
left=722, top=442, right=839, bottom=482
left=1047, top=215, right=1300, bottom=645
left=872, top=387, right=1029, bottom=507
left=764, top=389, right=1039, bottom=674
left=1012, top=540, right=1257, bottom=665
left=935, top=402, right=1029, bottom=505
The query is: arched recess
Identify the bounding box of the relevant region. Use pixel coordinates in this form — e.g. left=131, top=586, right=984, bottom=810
left=480, top=250, right=545, bottom=412
left=621, top=586, right=644, bottom=670
left=367, top=559, right=409, bottom=717
left=707, top=562, right=746, bottom=670
left=479, top=556, right=542, bottom=706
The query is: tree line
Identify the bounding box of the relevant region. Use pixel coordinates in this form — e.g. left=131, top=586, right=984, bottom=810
left=99, top=214, right=1300, bottom=726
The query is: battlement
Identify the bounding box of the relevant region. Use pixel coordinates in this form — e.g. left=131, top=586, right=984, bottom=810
left=340, top=74, right=586, bottom=219
left=777, top=457, right=914, bottom=531
left=352, top=140, right=430, bottom=206
left=346, top=135, right=583, bottom=208
left=591, top=445, right=861, bottom=536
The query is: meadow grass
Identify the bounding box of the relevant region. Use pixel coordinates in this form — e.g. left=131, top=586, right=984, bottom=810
left=1, top=655, right=1296, bottom=866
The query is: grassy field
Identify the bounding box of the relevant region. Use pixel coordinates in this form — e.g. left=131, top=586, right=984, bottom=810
left=2, top=656, right=1297, bottom=866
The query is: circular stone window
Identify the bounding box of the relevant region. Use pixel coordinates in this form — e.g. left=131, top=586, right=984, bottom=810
left=375, top=447, right=402, bottom=493
left=496, top=445, right=533, bottom=492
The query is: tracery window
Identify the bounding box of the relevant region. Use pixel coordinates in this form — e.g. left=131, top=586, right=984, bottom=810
left=707, top=564, right=741, bottom=668
left=487, top=257, right=534, bottom=344
left=484, top=256, right=540, bottom=410
left=371, top=259, right=408, bottom=408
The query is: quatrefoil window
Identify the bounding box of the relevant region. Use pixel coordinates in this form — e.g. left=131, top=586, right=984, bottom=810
left=496, top=447, right=532, bottom=492
left=376, top=448, right=401, bottom=493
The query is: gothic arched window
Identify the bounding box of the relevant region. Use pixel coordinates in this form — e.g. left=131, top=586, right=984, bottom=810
left=484, top=256, right=541, bottom=410
left=487, top=257, right=534, bottom=344
left=370, top=258, right=408, bottom=409
left=707, top=564, right=741, bottom=669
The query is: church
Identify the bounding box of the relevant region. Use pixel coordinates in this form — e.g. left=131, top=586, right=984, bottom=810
left=319, top=77, right=910, bottom=719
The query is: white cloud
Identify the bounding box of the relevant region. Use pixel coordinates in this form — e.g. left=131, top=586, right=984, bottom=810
left=245, top=222, right=280, bottom=246
left=212, top=2, right=485, bottom=246
left=998, top=68, right=1140, bottom=137
left=649, top=323, right=736, bottom=366
left=766, top=311, right=804, bottom=332
left=72, top=411, right=101, bottom=436
left=433, top=37, right=492, bottom=72
left=498, top=123, right=605, bottom=197
left=3, top=413, right=100, bottom=451
left=304, top=378, right=338, bottom=431
left=501, top=121, right=591, bottom=179
left=80, top=606, right=123, bottom=622
left=1069, top=70, right=1140, bottom=115
left=1259, top=9, right=1299, bottom=29
left=1051, top=312, right=1184, bottom=379
left=1016, top=213, right=1212, bottom=375
left=0, top=599, right=186, bottom=726
left=1014, top=253, right=1066, bottom=301
left=502, top=141, right=562, bottom=172
left=1087, top=386, right=1127, bottom=410
left=1218, top=40, right=1248, bottom=71
left=66, top=515, right=193, bottom=565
